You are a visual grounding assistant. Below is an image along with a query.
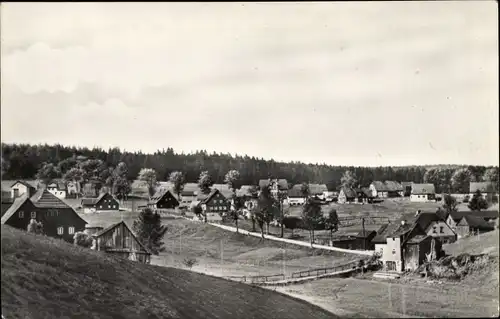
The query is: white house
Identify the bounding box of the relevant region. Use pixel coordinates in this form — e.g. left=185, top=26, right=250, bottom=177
left=10, top=181, right=37, bottom=199
left=410, top=183, right=436, bottom=202
left=286, top=186, right=306, bottom=206
left=47, top=182, right=67, bottom=199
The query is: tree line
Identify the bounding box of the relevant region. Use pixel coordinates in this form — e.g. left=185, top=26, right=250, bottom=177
left=1, top=143, right=498, bottom=193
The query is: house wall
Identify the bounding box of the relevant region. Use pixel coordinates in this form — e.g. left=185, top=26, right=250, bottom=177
left=95, top=194, right=119, bottom=210
left=156, top=193, right=178, bottom=209
left=47, top=188, right=67, bottom=199
left=375, top=243, right=386, bottom=256
left=382, top=236, right=403, bottom=272
left=410, top=194, right=435, bottom=202
left=425, top=221, right=457, bottom=244
left=369, top=184, right=378, bottom=198
left=403, top=244, right=420, bottom=271
left=287, top=197, right=306, bottom=206
left=205, top=192, right=229, bottom=214
left=11, top=182, right=30, bottom=198
left=96, top=223, right=146, bottom=254
left=5, top=202, right=87, bottom=242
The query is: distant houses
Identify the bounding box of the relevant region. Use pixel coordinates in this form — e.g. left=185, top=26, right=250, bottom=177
left=338, top=186, right=357, bottom=204
left=258, top=179, right=289, bottom=198
left=10, top=180, right=37, bottom=199
left=47, top=181, right=67, bottom=199
left=1, top=189, right=87, bottom=242
left=81, top=192, right=120, bottom=213
left=469, top=182, right=497, bottom=198
left=410, top=183, right=436, bottom=202
left=445, top=210, right=498, bottom=238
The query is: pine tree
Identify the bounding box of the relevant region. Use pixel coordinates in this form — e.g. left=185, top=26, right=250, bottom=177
left=132, top=208, right=168, bottom=255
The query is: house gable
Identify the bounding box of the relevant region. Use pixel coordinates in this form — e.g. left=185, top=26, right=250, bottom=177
left=94, top=221, right=151, bottom=255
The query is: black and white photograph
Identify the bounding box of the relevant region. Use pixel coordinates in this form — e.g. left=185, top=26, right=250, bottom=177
left=1, top=2, right=498, bottom=318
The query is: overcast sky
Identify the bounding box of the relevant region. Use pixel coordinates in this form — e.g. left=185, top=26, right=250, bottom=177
left=1, top=2, right=498, bottom=166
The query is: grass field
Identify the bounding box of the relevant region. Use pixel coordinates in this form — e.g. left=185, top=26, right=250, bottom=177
left=1, top=225, right=338, bottom=319
left=271, top=230, right=500, bottom=318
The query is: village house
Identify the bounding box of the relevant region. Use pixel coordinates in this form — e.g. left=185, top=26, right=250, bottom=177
left=10, top=180, right=37, bottom=199
left=47, top=181, right=67, bottom=199
left=355, top=187, right=374, bottom=203
left=147, top=189, right=179, bottom=210
left=445, top=210, right=498, bottom=238
left=372, top=212, right=446, bottom=272
left=81, top=192, right=120, bottom=213
left=91, top=221, right=152, bottom=264
left=258, top=179, right=289, bottom=198
left=369, top=181, right=404, bottom=198
left=66, top=181, right=81, bottom=197
left=286, top=186, right=307, bottom=206
left=338, top=186, right=357, bottom=204
left=410, top=183, right=436, bottom=202
left=354, top=230, right=377, bottom=250
left=469, top=182, right=497, bottom=199
left=323, top=191, right=338, bottom=202
left=401, top=182, right=412, bottom=197
left=308, top=184, right=328, bottom=200
left=1, top=189, right=87, bottom=242
left=196, top=188, right=230, bottom=222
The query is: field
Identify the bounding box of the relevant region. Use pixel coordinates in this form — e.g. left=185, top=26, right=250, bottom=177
left=271, top=230, right=500, bottom=318
left=79, top=211, right=363, bottom=278
left=1, top=225, right=338, bottom=319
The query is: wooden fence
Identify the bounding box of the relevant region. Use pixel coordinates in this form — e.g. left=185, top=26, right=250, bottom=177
left=224, top=273, right=286, bottom=283
left=290, top=260, right=359, bottom=279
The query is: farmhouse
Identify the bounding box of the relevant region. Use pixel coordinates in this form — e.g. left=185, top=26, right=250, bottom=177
left=445, top=210, right=498, bottom=238
left=401, top=182, right=412, bottom=197
left=286, top=186, right=307, bottom=206
left=81, top=192, right=120, bottom=213
left=147, top=189, right=179, bottom=210
left=308, top=184, right=328, bottom=200
left=372, top=212, right=447, bottom=272
left=47, top=181, right=67, bottom=199
left=338, top=186, right=357, bottom=204
left=1, top=189, right=87, bottom=242
left=236, top=185, right=258, bottom=211
left=369, top=181, right=404, bottom=198
left=197, top=188, right=230, bottom=222
left=91, top=221, right=152, bottom=264
left=259, top=179, right=288, bottom=197
left=355, top=187, right=374, bottom=203
left=10, top=180, right=37, bottom=199
left=354, top=230, right=377, bottom=250
left=469, top=182, right=497, bottom=199
left=410, top=183, right=436, bottom=202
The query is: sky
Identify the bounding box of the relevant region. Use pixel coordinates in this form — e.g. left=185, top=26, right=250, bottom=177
left=1, top=2, right=498, bottom=167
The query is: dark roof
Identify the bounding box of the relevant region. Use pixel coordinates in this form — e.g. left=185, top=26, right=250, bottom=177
left=181, top=190, right=196, bottom=196
left=197, top=188, right=226, bottom=204
left=308, top=184, right=328, bottom=195
left=406, top=235, right=430, bottom=244
left=458, top=215, right=495, bottom=230
left=384, top=181, right=403, bottom=192
left=340, top=186, right=356, bottom=198
left=355, top=230, right=377, bottom=239
left=371, top=211, right=439, bottom=244
left=370, top=181, right=387, bottom=192
left=356, top=187, right=373, bottom=198
left=81, top=192, right=111, bottom=206
left=149, top=189, right=178, bottom=205
left=93, top=221, right=152, bottom=255
left=259, top=179, right=288, bottom=190
left=47, top=182, right=67, bottom=191
left=449, top=210, right=499, bottom=222
left=30, top=189, right=73, bottom=209
left=1, top=194, right=30, bottom=224
left=288, top=186, right=304, bottom=198
left=411, top=183, right=436, bottom=195
left=470, top=182, right=496, bottom=193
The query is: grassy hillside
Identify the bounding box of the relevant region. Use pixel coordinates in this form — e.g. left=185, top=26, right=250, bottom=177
left=1, top=225, right=338, bottom=319
left=443, top=229, right=499, bottom=257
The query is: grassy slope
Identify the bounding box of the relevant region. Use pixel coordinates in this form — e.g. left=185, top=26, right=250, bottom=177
left=443, top=229, right=499, bottom=257
left=1, top=225, right=338, bottom=319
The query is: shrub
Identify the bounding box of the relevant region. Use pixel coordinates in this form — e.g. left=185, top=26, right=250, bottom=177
left=183, top=257, right=198, bottom=269
left=73, top=231, right=94, bottom=248
left=26, top=219, right=44, bottom=235
left=463, top=195, right=470, bottom=203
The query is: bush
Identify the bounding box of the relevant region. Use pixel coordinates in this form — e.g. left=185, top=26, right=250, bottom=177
left=73, top=232, right=94, bottom=248
left=26, top=219, right=44, bottom=235
left=183, top=257, right=198, bottom=269
left=463, top=195, right=470, bottom=203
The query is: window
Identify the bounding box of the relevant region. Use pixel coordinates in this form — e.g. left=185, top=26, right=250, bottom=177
left=432, top=226, right=437, bottom=234
left=440, top=226, right=444, bottom=233
left=31, top=211, right=36, bottom=218
left=19, top=211, right=24, bottom=218
left=68, top=227, right=75, bottom=235
left=57, top=227, right=64, bottom=235
left=392, top=249, right=396, bottom=255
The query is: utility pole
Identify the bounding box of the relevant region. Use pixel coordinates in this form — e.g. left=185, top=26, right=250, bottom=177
left=362, top=217, right=366, bottom=250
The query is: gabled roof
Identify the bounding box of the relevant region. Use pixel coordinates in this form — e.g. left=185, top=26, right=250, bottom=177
left=448, top=210, right=499, bottom=222
left=340, top=186, right=357, bottom=198
left=370, top=181, right=388, bottom=192
left=458, top=215, right=495, bottom=230
left=406, top=235, right=430, bottom=244
left=149, top=189, right=178, bottom=205
left=356, top=187, right=373, bottom=198
left=411, top=183, right=436, bottom=195
left=355, top=230, right=377, bottom=239
left=10, top=180, right=37, bottom=190
left=198, top=188, right=226, bottom=204
left=371, top=211, right=439, bottom=244
left=384, top=181, right=403, bottom=192
left=236, top=185, right=257, bottom=198
left=81, top=192, right=115, bottom=206
left=470, top=182, right=496, bottom=193
left=93, top=221, right=152, bottom=255
left=308, top=184, right=328, bottom=195
left=1, top=194, right=31, bottom=224
left=47, top=182, right=66, bottom=191
left=259, top=179, right=288, bottom=190
left=30, top=189, right=73, bottom=209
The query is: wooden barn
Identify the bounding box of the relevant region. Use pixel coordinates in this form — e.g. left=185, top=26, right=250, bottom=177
left=147, top=189, right=179, bottom=210
left=92, top=221, right=152, bottom=264
left=81, top=192, right=120, bottom=212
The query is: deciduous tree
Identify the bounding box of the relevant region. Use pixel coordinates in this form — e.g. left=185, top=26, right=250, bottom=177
left=198, top=171, right=214, bottom=194
left=468, top=190, right=489, bottom=211
left=35, top=163, right=61, bottom=187
left=137, top=168, right=159, bottom=198
left=169, top=171, right=186, bottom=202
left=301, top=198, right=324, bottom=244
left=340, top=170, right=358, bottom=188
left=325, top=208, right=339, bottom=244
left=451, top=168, right=475, bottom=193
left=26, top=218, right=44, bottom=235
left=482, top=168, right=499, bottom=191
left=442, top=194, right=458, bottom=215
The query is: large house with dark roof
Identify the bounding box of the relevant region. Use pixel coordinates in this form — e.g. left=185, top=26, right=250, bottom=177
left=196, top=188, right=230, bottom=222
left=1, top=189, right=87, bottom=242
left=81, top=192, right=120, bottom=213
left=338, top=186, right=357, bottom=204
left=410, top=183, right=436, bottom=202
left=147, top=189, right=179, bottom=210
left=369, top=181, right=404, bottom=198
left=445, top=210, right=498, bottom=238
